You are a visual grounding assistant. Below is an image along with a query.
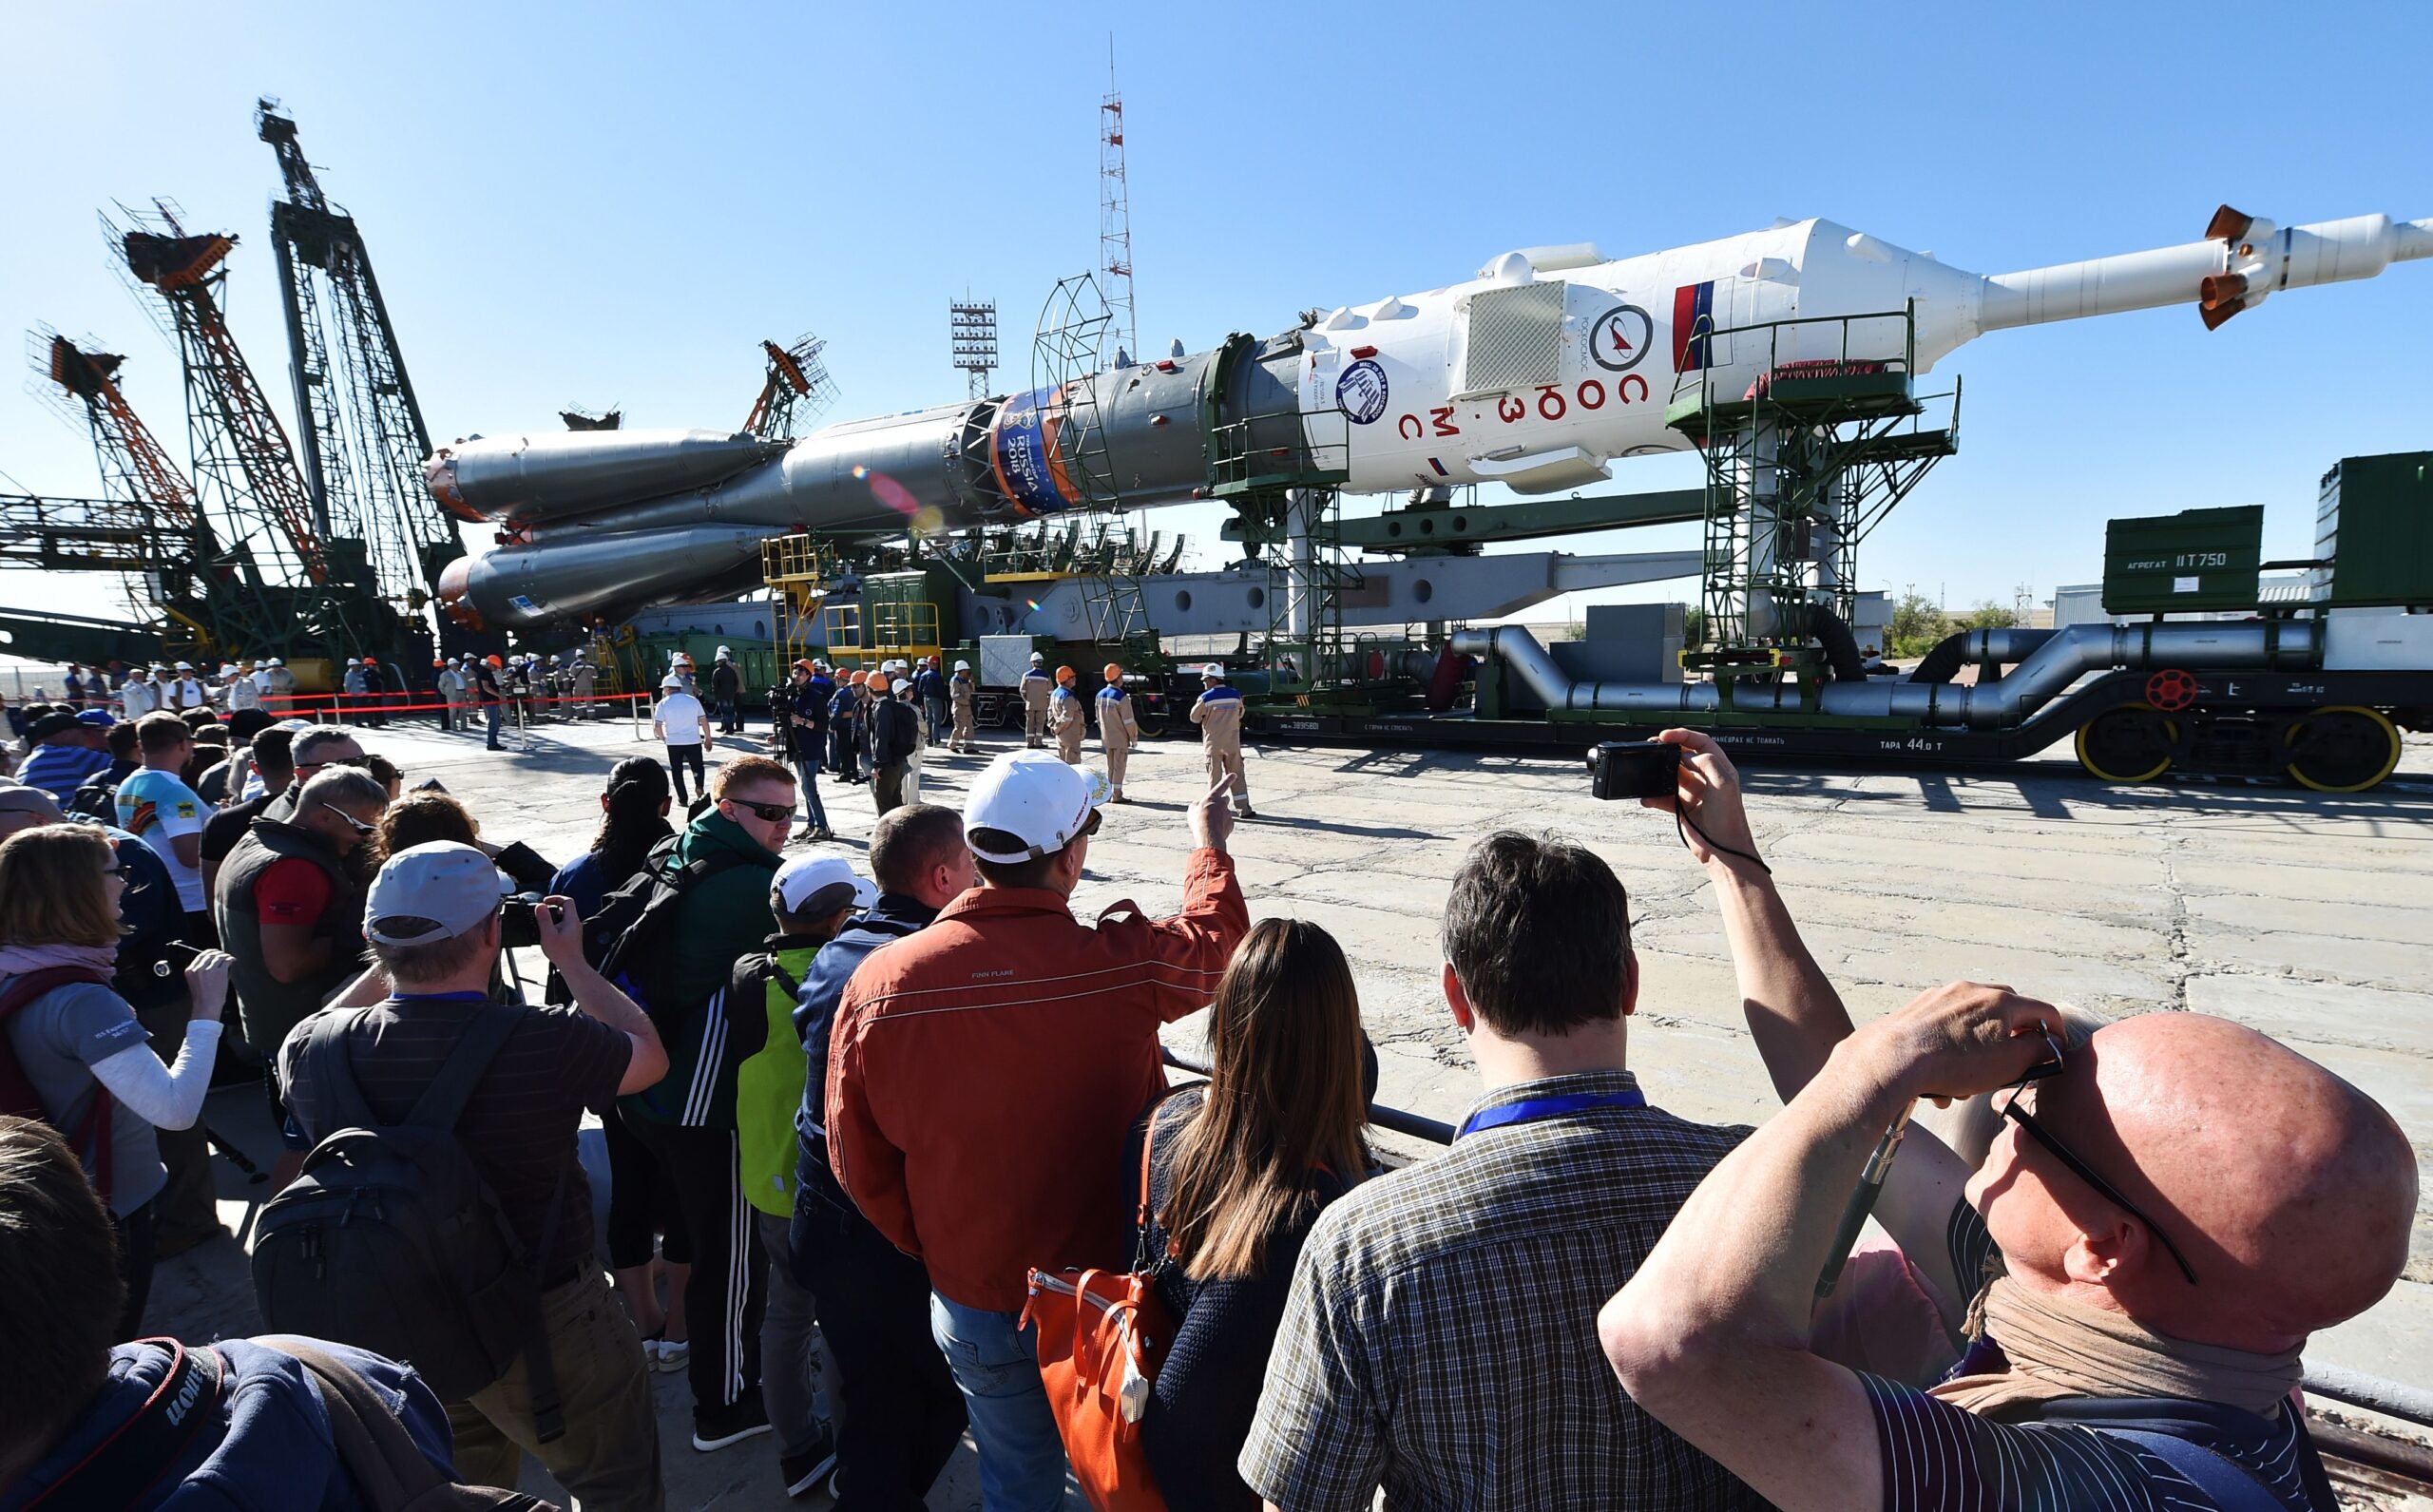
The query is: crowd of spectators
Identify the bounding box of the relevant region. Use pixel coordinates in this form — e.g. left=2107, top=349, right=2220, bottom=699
left=0, top=657, right=2418, bottom=1512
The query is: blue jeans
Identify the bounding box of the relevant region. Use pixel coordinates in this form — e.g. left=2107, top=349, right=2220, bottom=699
left=924, top=697, right=949, bottom=744
left=484, top=700, right=504, bottom=746
left=793, top=759, right=829, bottom=831
left=929, top=1292, right=1068, bottom=1512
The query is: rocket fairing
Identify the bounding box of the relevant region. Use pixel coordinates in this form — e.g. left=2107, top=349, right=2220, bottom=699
left=433, top=206, right=2432, bottom=630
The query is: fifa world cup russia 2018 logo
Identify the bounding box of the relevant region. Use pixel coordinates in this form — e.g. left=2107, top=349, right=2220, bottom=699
left=1336, top=359, right=1389, bottom=425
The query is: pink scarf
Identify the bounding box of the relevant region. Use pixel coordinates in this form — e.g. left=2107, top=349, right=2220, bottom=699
left=0, top=942, right=120, bottom=977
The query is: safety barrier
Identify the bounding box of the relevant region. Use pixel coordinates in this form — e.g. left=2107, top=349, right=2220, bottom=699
left=1158, top=1044, right=2433, bottom=1455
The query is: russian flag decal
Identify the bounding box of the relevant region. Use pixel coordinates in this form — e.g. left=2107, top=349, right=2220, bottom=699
left=1672, top=281, right=1716, bottom=372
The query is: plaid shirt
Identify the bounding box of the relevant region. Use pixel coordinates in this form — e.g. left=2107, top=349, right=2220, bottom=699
left=1240, top=1069, right=1766, bottom=1512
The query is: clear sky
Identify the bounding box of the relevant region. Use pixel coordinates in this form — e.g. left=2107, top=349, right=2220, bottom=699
left=3, top=0, right=2427, bottom=633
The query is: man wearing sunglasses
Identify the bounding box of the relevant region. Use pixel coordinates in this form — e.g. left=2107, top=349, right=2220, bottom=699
left=615, top=755, right=799, bottom=1453
left=1600, top=730, right=2417, bottom=1512
left=214, top=765, right=388, bottom=1171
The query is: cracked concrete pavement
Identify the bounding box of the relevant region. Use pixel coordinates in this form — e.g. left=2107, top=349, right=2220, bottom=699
left=148, top=711, right=2433, bottom=1508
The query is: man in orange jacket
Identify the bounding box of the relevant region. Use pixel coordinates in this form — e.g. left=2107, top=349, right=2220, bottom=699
left=827, top=753, right=1246, bottom=1512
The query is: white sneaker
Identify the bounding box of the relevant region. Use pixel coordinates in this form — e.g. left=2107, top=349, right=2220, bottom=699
left=650, top=1337, right=690, bottom=1373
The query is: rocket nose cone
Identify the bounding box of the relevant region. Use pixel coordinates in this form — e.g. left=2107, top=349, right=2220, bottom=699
left=436, top=556, right=483, bottom=628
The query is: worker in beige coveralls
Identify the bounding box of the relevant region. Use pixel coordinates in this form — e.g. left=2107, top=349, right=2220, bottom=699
left=949, top=659, right=977, bottom=753
left=1189, top=662, right=1253, bottom=817
left=1020, top=651, right=1052, bottom=748
left=1096, top=663, right=1140, bottom=803
left=1050, top=666, right=1085, bottom=764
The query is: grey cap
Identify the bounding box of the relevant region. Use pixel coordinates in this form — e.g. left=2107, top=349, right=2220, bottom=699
left=0, top=779, right=66, bottom=825
left=364, top=841, right=511, bottom=947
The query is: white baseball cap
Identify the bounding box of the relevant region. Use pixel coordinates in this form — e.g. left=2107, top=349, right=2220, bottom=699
left=773, top=853, right=876, bottom=916
left=365, top=841, right=513, bottom=947
left=964, top=752, right=1111, bottom=864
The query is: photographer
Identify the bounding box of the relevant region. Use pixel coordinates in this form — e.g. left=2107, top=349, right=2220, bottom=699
left=279, top=843, right=668, bottom=1508
left=1598, top=731, right=2413, bottom=1512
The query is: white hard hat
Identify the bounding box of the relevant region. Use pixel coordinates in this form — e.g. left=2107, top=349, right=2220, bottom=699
left=1202, top=662, right=1225, bottom=679
left=1029, top=651, right=1044, bottom=663
left=954, top=660, right=970, bottom=671
left=717, top=645, right=732, bottom=658
left=964, top=752, right=1111, bottom=863
left=174, top=660, right=193, bottom=670
left=661, top=674, right=682, bottom=688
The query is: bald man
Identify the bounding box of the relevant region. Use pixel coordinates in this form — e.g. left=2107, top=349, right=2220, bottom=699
left=1596, top=730, right=2413, bottom=1512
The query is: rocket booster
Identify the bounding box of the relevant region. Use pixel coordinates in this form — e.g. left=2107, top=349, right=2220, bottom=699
left=433, top=205, right=2431, bottom=630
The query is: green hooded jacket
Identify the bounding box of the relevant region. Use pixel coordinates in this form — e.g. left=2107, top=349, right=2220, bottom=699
left=619, top=806, right=781, bottom=1127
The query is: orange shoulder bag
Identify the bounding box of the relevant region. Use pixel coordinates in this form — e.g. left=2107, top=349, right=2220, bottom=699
left=1021, top=1100, right=1178, bottom=1512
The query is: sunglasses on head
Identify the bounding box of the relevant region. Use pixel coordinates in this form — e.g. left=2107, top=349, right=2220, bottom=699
left=1994, top=1031, right=2200, bottom=1286
left=724, top=797, right=795, bottom=823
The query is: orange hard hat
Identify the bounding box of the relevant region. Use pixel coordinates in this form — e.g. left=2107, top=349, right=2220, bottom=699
left=868, top=674, right=891, bottom=694
left=793, top=659, right=816, bottom=674
left=1055, top=665, right=1075, bottom=683
left=432, top=660, right=444, bottom=668
left=849, top=669, right=867, bottom=685
left=1103, top=663, right=1122, bottom=681
left=486, top=655, right=503, bottom=666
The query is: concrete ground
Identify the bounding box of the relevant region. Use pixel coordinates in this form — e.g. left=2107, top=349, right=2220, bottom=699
left=150, top=706, right=2433, bottom=1509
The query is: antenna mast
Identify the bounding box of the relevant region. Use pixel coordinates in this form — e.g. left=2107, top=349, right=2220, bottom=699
left=1099, top=43, right=1136, bottom=366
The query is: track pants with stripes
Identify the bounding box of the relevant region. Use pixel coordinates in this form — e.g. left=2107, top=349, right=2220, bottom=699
left=625, top=1116, right=764, bottom=1411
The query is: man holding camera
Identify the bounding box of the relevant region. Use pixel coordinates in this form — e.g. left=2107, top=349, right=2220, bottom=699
left=280, top=841, right=671, bottom=1509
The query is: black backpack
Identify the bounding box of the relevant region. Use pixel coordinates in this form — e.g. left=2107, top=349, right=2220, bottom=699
left=251, top=1007, right=565, bottom=1434
left=590, top=834, right=752, bottom=1032
left=67, top=771, right=121, bottom=821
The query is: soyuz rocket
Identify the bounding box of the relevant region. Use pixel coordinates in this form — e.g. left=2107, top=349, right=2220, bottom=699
left=431, top=206, right=2431, bottom=631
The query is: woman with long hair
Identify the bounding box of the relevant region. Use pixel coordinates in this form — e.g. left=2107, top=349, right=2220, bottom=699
left=1128, top=916, right=1373, bottom=1511
left=0, top=823, right=231, bottom=1336
left=546, top=756, right=691, bottom=1368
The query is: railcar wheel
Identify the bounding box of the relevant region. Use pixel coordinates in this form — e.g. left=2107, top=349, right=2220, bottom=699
left=2282, top=705, right=2402, bottom=794
left=2075, top=704, right=2178, bottom=783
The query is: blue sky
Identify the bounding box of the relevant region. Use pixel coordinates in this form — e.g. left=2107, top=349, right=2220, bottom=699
left=3, top=0, right=2427, bottom=630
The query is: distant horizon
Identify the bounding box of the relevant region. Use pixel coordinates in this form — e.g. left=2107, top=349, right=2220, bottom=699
left=4, top=2, right=2426, bottom=639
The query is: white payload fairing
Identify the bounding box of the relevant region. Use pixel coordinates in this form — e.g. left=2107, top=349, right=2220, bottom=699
left=431, top=205, right=2431, bottom=629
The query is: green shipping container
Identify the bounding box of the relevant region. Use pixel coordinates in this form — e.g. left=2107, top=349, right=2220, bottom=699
left=2102, top=506, right=2264, bottom=616
left=2316, top=451, right=2433, bottom=608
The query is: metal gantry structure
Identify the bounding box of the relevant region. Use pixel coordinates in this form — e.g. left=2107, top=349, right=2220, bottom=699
left=743, top=334, right=835, bottom=441
left=1098, top=50, right=1137, bottom=367
left=256, top=99, right=454, bottom=617
left=111, top=204, right=331, bottom=593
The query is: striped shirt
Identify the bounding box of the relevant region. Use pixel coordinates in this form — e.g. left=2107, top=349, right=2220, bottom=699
left=1858, top=1202, right=2329, bottom=1511
left=278, top=995, right=631, bottom=1279
left=19, top=742, right=110, bottom=802
left=1240, top=1071, right=1765, bottom=1512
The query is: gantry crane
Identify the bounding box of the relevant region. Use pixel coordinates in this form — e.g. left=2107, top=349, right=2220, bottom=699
left=256, top=100, right=456, bottom=616
left=743, top=334, right=835, bottom=442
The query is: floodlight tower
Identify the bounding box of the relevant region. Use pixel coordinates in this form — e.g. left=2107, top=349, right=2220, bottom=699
left=950, top=298, right=998, bottom=398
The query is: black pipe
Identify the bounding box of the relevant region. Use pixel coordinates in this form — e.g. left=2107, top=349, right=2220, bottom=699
left=1907, top=629, right=1973, bottom=685
left=1810, top=607, right=1869, bottom=684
